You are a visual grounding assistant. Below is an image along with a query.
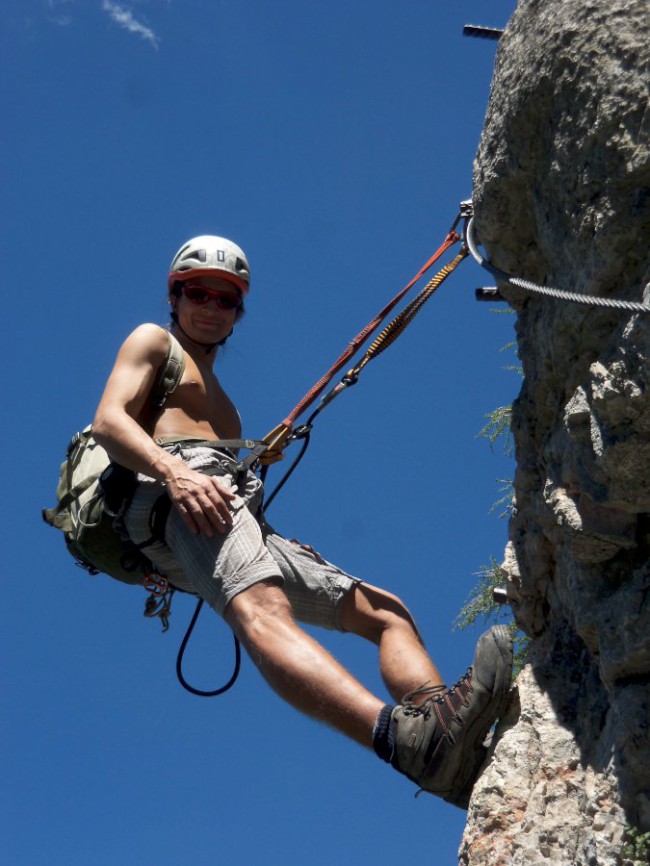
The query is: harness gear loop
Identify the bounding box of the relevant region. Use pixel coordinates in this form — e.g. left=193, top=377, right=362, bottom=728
left=143, top=572, right=170, bottom=596
left=143, top=572, right=175, bottom=632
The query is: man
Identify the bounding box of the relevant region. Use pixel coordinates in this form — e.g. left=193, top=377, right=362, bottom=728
left=93, top=234, right=513, bottom=806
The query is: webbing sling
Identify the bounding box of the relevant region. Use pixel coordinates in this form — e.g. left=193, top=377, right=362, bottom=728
left=257, top=208, right=471, bottom=466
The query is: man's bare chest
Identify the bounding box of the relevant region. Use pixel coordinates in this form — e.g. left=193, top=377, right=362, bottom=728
left=167, top=363, right=240, bottom=432
left=182, top=367, right=230, bottom=404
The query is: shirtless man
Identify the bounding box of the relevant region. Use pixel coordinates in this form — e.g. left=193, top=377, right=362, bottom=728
left=92, top=234, right=513, bottom=806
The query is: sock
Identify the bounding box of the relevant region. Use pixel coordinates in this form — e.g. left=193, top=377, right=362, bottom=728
left=372, top=704, right=395, bottom=763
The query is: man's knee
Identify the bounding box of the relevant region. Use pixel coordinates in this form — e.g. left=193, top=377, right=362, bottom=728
left=225, top=578, right=293, bottom=642
left=340, top=582, right=423, bottom=644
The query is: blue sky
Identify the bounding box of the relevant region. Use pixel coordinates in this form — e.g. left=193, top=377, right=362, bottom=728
left=3, top=2, right=517, bottom=864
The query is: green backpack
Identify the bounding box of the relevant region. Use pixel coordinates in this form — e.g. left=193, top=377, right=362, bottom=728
left=43, top=332, right=185, bottom=598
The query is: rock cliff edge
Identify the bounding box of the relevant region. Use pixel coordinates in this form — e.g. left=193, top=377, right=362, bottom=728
left=460, top=0, right=650, bottom=862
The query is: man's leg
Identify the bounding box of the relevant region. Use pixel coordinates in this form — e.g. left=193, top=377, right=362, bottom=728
left=339, top=582, right=444, bottom=703
left=226, top=576, right=513, bottom=808
left=338, top=582, right=513, bottom=804
left=225, top=579, right=384, bottom=748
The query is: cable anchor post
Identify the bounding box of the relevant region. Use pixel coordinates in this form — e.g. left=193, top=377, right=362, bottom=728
left=463, top=25, right=505, bottom=41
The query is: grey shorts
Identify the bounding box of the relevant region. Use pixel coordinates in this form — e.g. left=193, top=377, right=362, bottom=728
left=123, top=443, right=359, bottom=629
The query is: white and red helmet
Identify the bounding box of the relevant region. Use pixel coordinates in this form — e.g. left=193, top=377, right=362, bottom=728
left=168, top=235, right=250, bottom=294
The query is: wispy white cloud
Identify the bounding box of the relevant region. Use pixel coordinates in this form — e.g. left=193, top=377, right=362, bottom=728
left=101, top=0, right=160, bottom=49
left=48, top=14, right=73, bottom=26
left=46, top=0, right=74, bottom=25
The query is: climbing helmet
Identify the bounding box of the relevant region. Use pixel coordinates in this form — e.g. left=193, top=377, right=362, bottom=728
left=168, top=235, right=250, bottom=294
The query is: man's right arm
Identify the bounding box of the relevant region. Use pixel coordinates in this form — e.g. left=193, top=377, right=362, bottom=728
left=92, top=324, right=234, bottom=536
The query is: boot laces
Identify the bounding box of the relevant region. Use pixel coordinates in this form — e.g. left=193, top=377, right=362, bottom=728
left=401, top=667, right=474, bottom=724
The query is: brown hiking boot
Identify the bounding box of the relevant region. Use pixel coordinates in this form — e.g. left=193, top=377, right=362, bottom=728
left=390, top=625, right=513, bottom=807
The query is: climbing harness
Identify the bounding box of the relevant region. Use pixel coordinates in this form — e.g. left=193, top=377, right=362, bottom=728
left=466, top=216, right=650, bottom=314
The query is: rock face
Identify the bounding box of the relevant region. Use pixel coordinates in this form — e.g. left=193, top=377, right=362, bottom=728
left=461, top=0, right=650, bottom=862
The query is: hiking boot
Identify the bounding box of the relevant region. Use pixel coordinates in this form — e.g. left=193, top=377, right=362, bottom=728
left=390, top=624, right=513, bottom=807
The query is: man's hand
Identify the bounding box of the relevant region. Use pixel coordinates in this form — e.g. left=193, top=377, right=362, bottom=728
left=166, top=465, right=237, bottom=537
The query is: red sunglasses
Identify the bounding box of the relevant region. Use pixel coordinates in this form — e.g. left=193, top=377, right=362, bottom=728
left=182, top=284, right=242, bottom=311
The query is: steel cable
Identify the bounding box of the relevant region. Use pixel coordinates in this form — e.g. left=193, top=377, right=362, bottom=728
left=466, top=217, right=650, bottom=314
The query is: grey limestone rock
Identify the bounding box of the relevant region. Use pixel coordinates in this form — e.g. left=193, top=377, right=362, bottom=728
left=461, top=0, right=650, bottom=862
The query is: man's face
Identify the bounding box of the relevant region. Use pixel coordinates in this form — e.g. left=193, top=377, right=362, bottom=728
left=173, top=276, right=242, bottom=344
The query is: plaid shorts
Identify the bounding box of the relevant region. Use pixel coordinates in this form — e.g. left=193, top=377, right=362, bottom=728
left=123, top=443, right=358, bottom=628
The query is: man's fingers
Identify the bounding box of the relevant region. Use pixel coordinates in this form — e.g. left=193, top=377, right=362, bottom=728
left=184, top=500, right=228, bottom=537
left=209, top=476, right=236, bottom=499
left=201, top=491, right=233, bottom=533
left=170, top=470, right=238, bottom=536
left=175, top=500, right=202, bottom=536
left=203, top=483, right=234, bottom=527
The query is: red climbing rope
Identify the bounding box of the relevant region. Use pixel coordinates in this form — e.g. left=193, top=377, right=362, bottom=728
left=257, top=218, right=465, bottom=464
left=283, top=228, right=460, bottom=429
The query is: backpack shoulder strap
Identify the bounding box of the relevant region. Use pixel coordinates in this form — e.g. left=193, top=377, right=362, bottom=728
left=151, top=331, right=185, bottom=409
